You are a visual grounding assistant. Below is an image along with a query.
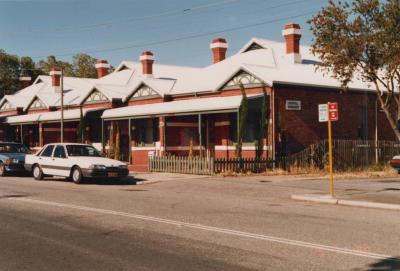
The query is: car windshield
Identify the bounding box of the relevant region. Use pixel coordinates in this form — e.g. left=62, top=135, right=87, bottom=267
left=66, top=145, right=101, bottom=157
left=0, top=143, right=29, bottom=154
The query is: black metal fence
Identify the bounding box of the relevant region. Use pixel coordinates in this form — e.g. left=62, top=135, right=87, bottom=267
left=214, top=158, right=274, bottom=173
left=282, top=139, right=400, bottom=171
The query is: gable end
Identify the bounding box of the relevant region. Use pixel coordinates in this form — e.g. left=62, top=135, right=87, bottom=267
left=129, top=84, right=160, bottom=101
left=0, top=100, right=14, bottom=112
left=28, top=98, right=46, bottom=110
left=84, top=89, right=110, bottom=104
left=243, top=42, right=264, bottom=52
left=221, top=70, right=264, bottom=91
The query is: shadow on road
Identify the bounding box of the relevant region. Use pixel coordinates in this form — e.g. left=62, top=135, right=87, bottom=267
left=40, top=176, right=145, bottom=186
left=360, top=257, right=400, bottom=271
left=84, top=176, right=145, bottom=185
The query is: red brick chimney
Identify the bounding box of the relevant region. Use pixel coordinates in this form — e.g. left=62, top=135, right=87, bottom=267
left=282, top=23, right=302, bottom=63
left=210, top=38, right=228, bottom=64
left=140, top=51, right=155, bottom=77
left=19, top=72, right=31, bottom=89
left=95, top=60, right=110, bottom=78
left=49, top=67, right=61, bottom=92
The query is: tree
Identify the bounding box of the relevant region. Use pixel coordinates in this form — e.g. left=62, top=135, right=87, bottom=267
left=114, top=123, right=121, bottom=161
left=256, top=84, right=270, bottom=160
left=77, top=106, right=86, bottom=143
left=20, top=56, right=42, bottom=82
left=309, top=0, right=400, bottom=140
left=37, top=56, right=74, bottom=76
left=73, top=54, right=97, bottom=78
left=0, top=50, right=20, bottom=96
left=235, top=83, right=248, bottom=159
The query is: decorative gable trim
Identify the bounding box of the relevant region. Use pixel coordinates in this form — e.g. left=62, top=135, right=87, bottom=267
left=28, top=97, right=46, bottom=110
left=221, top=70, right=264, bottom=91
left=84, top=89, right=110, bottom=104
left=129, top=84, right=160, bottom=101
left=0, top=100, right=14, bottom=112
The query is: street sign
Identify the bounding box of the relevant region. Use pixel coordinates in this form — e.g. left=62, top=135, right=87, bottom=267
left=319, top=102, right=339, bottom=197
left=328, top=102, right=339, bottom=121
left=318, top=104, right=328, bottom=122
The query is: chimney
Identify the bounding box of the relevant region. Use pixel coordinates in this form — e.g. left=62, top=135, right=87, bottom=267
left=210, top=38, right=228, bottom=64
left=95, top=60, right=110, bottom=78
left=140, top=51, right=155, bottom=77
left=282, top=23, right=303, bottom=64
left=19, top=72, right=31, bottom=89
left=49, top=67, right=61, bottom=92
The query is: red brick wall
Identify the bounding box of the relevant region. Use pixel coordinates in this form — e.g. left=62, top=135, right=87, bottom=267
left=131, top=149, right=151, bottom=172
left=274, top=85, right=395, bottom=154
left=82, top=102, right=112, bottom=109
left=128, top=97, right=164, bottom=106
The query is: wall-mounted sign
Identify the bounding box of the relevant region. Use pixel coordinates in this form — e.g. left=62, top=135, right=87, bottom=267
left=285, top=100, right=301, bottom=111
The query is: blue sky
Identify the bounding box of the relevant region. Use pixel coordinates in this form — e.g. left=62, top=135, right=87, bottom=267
left=0, top=0, right=328, bottom=67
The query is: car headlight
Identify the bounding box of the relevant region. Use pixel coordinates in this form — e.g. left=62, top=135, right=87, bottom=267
left=4, top=159, right=19, bottom=165
left=89, top=164, right=107, bottom=170
left=118, top=164, right=128, bottom=169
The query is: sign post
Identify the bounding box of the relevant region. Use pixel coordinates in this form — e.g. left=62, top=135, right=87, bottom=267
left=319, top=102, right=338, bottom=197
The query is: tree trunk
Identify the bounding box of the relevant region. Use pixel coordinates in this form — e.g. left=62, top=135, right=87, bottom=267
left=377, top=94, right=400, bottom=141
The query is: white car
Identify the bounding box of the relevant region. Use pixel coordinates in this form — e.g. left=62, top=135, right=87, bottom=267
left=25, top=143, right=129, bottom=184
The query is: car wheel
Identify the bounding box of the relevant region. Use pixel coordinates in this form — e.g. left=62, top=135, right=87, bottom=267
left=71, top=167, right=83, bottom=184
left=0, top=162, right=5, bottom=177
left=33, top=165, right=43, bottom=180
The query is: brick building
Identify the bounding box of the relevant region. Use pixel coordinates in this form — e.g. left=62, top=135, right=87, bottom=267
left=0, top=23, right=395, bottom=171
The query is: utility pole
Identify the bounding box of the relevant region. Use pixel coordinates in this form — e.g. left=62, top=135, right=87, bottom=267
left=60, top=68, right=64, bottom=143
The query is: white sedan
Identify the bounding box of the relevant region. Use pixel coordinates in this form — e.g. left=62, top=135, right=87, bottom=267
left=25, top=143, right=129, bottom=184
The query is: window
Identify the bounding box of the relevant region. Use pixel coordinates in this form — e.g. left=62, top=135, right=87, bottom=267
left=66, top=145, right=101, bottom=157
left=53, top=145, right=66, bottom=158
left=0, top=143, right=29, bottom=154
left=228, top=97, right=269, bottom=144
left=132, top=118, right=159, bottom=146
left=41, top=145, right=55, bottom=157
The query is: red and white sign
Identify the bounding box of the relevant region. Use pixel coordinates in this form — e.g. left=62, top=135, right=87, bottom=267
left=328, top=102, right=339, bottom=121
left=319, top=102, right=339, bottom=122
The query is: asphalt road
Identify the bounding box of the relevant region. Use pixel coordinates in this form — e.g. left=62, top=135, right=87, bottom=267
left=0, top=175, right=399, bottom=271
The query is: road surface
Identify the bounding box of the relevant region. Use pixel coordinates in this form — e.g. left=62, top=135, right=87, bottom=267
left=0, top=175, right=399, bottom=270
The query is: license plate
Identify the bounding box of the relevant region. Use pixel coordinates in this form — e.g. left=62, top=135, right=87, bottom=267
left=108, top=172, right=118, bottom=177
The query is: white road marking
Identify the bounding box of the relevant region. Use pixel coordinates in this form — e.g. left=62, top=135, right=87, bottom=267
left=9, top=197, right=398, bottom=261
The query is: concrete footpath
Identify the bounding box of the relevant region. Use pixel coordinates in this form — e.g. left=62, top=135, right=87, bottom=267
left=292, top=194, right=400, bottom=211
left=291, top=177, right=400, bottom=211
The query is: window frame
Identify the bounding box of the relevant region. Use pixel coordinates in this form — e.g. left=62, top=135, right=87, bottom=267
left=53, top=145, right=67, bottom=159
left=41, top=145, right=55, bottom=157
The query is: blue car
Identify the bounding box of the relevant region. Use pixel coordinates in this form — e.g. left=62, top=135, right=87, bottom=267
left=0, top=142, right=30, bottom=176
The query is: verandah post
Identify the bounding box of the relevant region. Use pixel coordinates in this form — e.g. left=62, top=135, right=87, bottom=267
left=198, top=114, right=202, bottom=158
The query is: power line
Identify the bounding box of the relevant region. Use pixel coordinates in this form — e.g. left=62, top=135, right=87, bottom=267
left=27, top=0, right=243, bottom=34
left=4, top=0, right=312, bottom=36
left=31, top=10, right=317, bottom=59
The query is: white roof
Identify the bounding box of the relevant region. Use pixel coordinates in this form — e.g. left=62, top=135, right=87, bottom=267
left=6, top=107, right=104, bottom=124
left=6, top=113, right=41, bottom=124
left=102, top=94, right=262, bottom=119
left=38, top=107, right=105, bottom=122
left=3, top=34, right=377, bottom=115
